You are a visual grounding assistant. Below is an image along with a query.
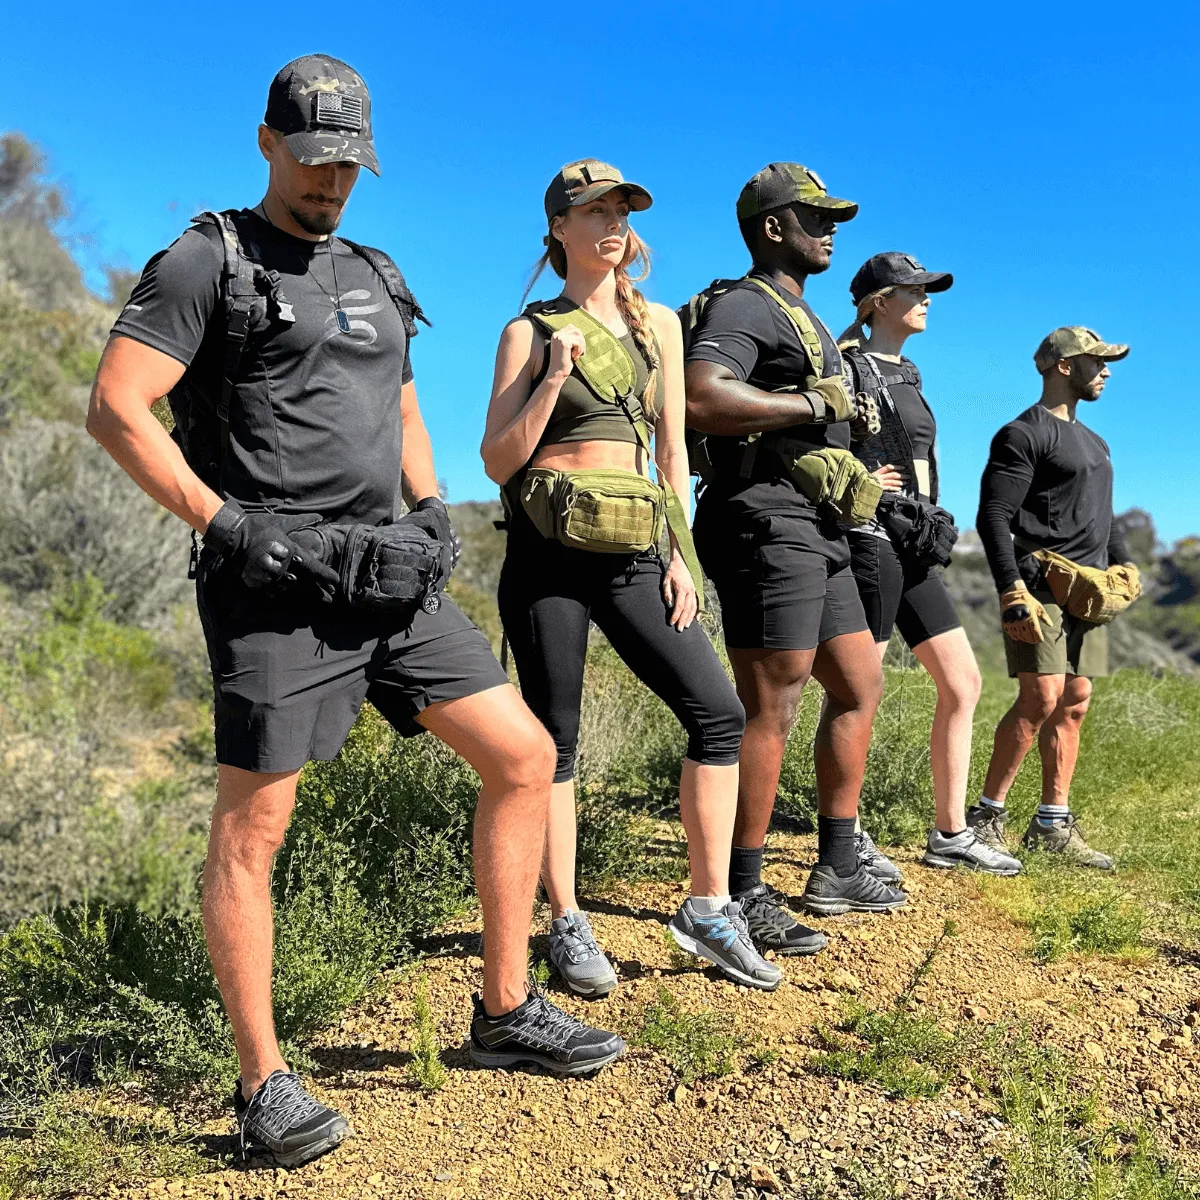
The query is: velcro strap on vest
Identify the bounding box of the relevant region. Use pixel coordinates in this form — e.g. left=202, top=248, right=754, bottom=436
left=744, top=277, right=824, bottom=380
left=527, top=302, right=639, bottom=404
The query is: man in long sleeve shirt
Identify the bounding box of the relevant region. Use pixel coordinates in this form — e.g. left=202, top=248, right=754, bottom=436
left=970, top=327, right=1139, bottom=870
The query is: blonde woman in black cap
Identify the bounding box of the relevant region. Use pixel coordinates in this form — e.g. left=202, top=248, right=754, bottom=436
left=840, top=254, right=1020, bottom=876
left=482, top=160, right=781, bottom=998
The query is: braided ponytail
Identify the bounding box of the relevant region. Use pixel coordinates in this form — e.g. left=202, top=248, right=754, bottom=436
left=612, top=230, right=659, bottom=413
left=836, top=286, right=897, bottom=350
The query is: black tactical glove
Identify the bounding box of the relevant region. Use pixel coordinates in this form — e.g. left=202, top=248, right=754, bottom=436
left=203, top=501, right=337, bottom=590
left=401, top=497, right=461, bottom=587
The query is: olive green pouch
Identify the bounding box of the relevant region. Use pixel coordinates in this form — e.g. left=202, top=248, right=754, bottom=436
left=774, top=444, right=882, bottom=527
left=1032, top=548, right=1135, bottom=624
left=521, top=467, right=665, bottom=554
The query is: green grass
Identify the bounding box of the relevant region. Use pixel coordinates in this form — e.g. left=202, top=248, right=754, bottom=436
left=405, top=974, right=446, bottom=1092
left=635, top=987, right=742, bottom=1085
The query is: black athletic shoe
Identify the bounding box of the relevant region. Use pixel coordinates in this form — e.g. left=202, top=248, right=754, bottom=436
left=735, top=882, right=828, bottom=956
left=799, top=865, right=908, bottom=916
left=469, top=987, right=625, bottom=1077
left=234, top=1070, right=350, bottom=1169
left=855, top=830, right=904, bottom=884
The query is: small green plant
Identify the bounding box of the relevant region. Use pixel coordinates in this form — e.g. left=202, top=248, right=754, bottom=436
left=1031, top=892, right=1147, bottom=964
left=528, top=949, right=551, bottom=989
left=405, top=974, right=445, bottom=1092
left=660, top=923, right=692, bottom=972
left=635, top=987, right=741, bottom=1084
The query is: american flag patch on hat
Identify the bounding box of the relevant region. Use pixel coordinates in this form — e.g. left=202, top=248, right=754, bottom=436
left=316, top=92, right=364, bottom=132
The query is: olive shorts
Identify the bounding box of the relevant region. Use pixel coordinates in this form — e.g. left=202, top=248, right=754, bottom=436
left=1004, top=590, right=1109, bottom=679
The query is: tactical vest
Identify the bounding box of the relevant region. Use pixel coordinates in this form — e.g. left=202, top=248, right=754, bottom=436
left=166, top=208, right=429, bottom=491
left=843, top=347, right=940, bottom=505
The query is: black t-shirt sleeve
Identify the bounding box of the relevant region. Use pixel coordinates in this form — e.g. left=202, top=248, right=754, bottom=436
left=684, top=287, right=776, bottom=382
left=110, top=227, right=223, bottom=366
left=401, top=345, right=413, bottom=385
left=977, top=421, right=1039, bottom=591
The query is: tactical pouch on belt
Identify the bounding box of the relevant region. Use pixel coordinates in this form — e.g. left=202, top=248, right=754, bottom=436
left=1031, top=548, right=1136, bottom=625
left=771, top=444, right=882, bottom=527
left=876, top=494, right=959, bottom=567
left=521, top=467, right=664, bottom=554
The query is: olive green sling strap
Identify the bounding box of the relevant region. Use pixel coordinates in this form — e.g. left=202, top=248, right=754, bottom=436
left=743, top=277, right=825, bottom=382
left=523, top=302, right=705, bottom=608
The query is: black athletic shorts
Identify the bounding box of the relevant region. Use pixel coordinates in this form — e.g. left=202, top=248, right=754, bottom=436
left=848, top=532, right=961, bottom=648
left=196, top=557, right=509, bottom=774
left=694, top=502, right=869, bottom=651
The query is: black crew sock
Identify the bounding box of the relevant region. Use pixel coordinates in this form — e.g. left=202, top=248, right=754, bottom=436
left=818, top=815, right=858, bottom=878
left=729, top=845, right=765, bottom=897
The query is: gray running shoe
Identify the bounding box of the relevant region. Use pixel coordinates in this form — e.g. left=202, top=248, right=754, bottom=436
left=922, top=828, right=1022, bottom=876
left=736, top=883, right=828, bottom=956
left=547, top=910, right=617, bottom=998
left=966, top=803, right=1011, bottom=850
left=469, top=987, right=625, bottom=1077
left=668, top=899, right=783, bottom=991
left=856, top=830, right=904, bottom=884
left=234, top=1070, right=350, bottom=1169
left=1021, top=814, right=1114, bottom=870
left=799, top=865, right=907, bottom=916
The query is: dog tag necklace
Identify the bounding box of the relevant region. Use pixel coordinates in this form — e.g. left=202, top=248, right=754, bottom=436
left=326, top=239, right=351, bottom=333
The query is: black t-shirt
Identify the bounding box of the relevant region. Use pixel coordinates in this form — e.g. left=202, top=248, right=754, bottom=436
left=977, top=404, right=1130, bottom=591
left=872, top=353, right=935, bottom=500
left=686, top=270, right=849, bottom=520
left=112, top=211, right=413, bottom=525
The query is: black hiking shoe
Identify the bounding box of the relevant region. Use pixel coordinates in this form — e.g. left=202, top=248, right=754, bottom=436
left=234, top=1070, right=350, bottom=1169
left=469, top=986, right=625, bottom=1077
left=855, top=830, right=904, bottom=884
left=735, top=883, right=828, bottom=956
left=799, top=865, right=908, bottom=917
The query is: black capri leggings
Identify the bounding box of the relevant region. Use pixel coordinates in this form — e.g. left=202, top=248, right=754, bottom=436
left=498, top=520, right=745, bottom=784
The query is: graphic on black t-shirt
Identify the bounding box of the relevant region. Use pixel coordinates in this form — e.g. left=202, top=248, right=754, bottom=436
left=113, top=212, right=413, bottom=526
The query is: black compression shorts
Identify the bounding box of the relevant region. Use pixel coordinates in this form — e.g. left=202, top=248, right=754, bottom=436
left=693, top=503, right=869, bottom=651
left=847, top=532, right=961, bottom=648
left=197, top=557, right=509, bottom=773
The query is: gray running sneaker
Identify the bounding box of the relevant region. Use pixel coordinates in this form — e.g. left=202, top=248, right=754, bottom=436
left=547, top=910, right=618, bottom=998
left=668, top=899, right=783, bottom=991
left=799, top=865, right=907, bottom=916
left=234, top=1070, right=350, bottom=1169
left=736, top=882, right=828, bottom=956
left=1021, top=814, right=1114, bottom=870
left=966, top=803, right=1011, bottom=850
left=922, top=828, right=1021, bottom=876
left=856, top=829, right=904, bottom=884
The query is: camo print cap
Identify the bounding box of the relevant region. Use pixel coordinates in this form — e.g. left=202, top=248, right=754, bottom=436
left=265, top=54, right=379, bottom=176
left=1034, top=326, right=1130, bottom=373
left=544, top=160, right=653, bottom=220
left=736, top=162, right=858, bottom=222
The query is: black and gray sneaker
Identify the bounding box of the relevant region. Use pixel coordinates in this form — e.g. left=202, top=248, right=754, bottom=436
left=735, top=882, right=828, bottom=956
left=966, top=803, right=1010, bottom=851
left=799, top=865, right=908, bottom=916
left=668, top=898, right=783, bottom=990
left=234, top=1070, right=350, bottom=1169
left=469, top=987, right=625, bottom=1077
left=856, top=830, right=904, bottom=884
left=547, top=910, right=618, bottom=998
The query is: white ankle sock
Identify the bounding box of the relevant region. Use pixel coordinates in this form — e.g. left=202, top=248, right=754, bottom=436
left=1036, top=804, right=1069, bottom=825
left=689, top=894, right=731, bottom=915
left=980, top=796, right=1005, bottom=812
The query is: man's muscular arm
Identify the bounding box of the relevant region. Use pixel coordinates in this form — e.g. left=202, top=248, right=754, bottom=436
left=399, top=379, right=440, bottom=507
left=86, top=335, right=224, bottom=532
left=684, top=360, right=829, bottom=435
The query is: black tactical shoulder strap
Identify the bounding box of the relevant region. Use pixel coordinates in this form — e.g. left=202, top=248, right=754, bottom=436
left=337, top=237, right=431, bottom=338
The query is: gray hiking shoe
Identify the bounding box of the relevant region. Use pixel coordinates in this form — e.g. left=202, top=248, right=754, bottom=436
left=799, top=865, right=907, bottom=916
left=547, top=910, right=618, bottom=998
left=856, top=830, right=904, bottom=884
left=234, top=1070, right=350, bottom=1169
left=1021, top=814, right=1114, bottom=870
left=735, top=882, right=828, bottom=956
left=922, top=828, right=1022, bottom=876
left=668, top=899, right=783, bottom=991
left=966, top=803, right=1011, bottom=851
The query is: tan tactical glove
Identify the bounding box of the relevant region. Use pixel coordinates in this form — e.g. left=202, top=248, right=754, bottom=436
left=807, top=374, right=857, bottom=423
left=999, top=581, right=1053, bottom=644
left=849, top=392, right=881, bottom=440
left=1111, top=562, right=1142, bottom=602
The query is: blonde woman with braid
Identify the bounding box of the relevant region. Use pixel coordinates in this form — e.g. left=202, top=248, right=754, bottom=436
left=482, top=161, right=779, bottom=997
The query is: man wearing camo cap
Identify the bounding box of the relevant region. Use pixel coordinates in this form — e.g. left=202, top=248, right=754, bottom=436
left=971, top=327, right=1141, bottom=870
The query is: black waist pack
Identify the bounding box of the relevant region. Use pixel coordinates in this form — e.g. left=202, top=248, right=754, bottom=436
left=876, top=494, right=959, bottom=568
left=291, top=521, right=448, bottom=616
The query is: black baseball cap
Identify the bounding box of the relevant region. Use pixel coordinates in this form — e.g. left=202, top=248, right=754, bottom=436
left=850, top=253, right=952, bottom=305
left=264, top=55, right=379, bottom=176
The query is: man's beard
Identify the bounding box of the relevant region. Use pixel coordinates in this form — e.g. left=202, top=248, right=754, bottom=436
left=289, top=202, right=342, bottom=236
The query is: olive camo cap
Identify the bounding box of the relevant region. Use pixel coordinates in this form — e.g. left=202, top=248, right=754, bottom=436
left=544, top=160, right=653, bottom=220
left=736, top=162, right=858, bottom=222
left=1033, top=326, right=1130, bottom=373
left=265, top=54, right=379, bottom=176
left=850, top=252, right=953, bottom=305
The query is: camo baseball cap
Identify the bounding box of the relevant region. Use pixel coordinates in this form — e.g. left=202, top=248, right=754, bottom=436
left=544, top=160, right=653, bottom=220
left=736, top=162, right=858, bottom=222
left=265, top=54, right=379, bottom=176
left=1033, top=326, right=1130, bottom=373
left=850, top=252, right=953, bottom=305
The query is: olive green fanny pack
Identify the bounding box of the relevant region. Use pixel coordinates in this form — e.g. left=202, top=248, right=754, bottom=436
left=770, top=442, right=882, bottom=526
left=1031, top=548, right=1136, bottom=625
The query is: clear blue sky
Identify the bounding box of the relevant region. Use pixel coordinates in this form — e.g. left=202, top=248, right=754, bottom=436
left=6, top=0, right=1199, bottom=541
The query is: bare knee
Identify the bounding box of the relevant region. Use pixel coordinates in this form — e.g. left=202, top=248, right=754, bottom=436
left=1014, top=676, right=1063, bottom=727
left=488, top=723, right=556, bottom=794
left=942, top=664, right=982, bottom=713
left=1055, top=678, right=1092, bottom=726
left=209, top=792, right=295, bottom=873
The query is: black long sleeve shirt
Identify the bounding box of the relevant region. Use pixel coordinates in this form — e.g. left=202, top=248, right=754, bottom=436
left=977, top=404, right=1130, bottom=591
